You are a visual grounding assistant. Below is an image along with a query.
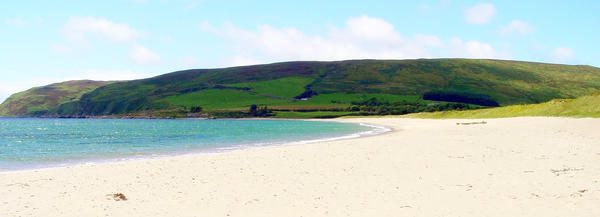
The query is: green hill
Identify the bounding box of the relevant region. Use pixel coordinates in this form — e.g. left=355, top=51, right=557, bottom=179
left=1, top=59, right=600, bottom=118
left=0, top=80, right=114, bottom=116
left=406, top=92, right=600, bottom=119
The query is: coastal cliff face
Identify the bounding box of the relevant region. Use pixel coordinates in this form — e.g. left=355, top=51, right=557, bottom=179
left=2, top=59, right=600, bottom=118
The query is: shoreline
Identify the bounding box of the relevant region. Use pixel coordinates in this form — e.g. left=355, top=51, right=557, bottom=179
left=2, top=117, right=599, bottom=217
left=0, top=120, right=392, bottom=174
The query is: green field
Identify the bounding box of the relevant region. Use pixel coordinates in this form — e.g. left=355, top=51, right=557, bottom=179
left=407, top=92, right=600, bottom=119
left=165, top=89, right=290, bottom=110
left=166, top=88, right=432, bottom=110
left=280, top=93, right=426, bottom=105
left=224, top=77, right=314, bottom=98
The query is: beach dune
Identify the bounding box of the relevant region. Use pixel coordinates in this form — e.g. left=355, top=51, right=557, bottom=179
left=1, top=117, right=599, bottom=216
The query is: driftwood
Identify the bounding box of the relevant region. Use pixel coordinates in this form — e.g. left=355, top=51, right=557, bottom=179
left=456, top=121, right=487, bottom=125
left=106, top=193, right=128, bottom=201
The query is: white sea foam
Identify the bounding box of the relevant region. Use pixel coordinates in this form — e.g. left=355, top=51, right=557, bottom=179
left=286, top=122, right=391, bottom=145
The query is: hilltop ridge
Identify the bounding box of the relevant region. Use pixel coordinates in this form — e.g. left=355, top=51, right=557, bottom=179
left=0, top=80, right=114, bottom=117
left=2, top=59, right=600, bottom=118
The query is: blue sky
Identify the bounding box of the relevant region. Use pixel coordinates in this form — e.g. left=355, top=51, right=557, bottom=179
left=1, top=0, right=599, bottom=102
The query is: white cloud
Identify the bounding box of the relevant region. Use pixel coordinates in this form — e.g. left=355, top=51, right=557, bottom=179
left=464, top=3, right=496, bottom=24
left=130, top=44, right=161, bottom=64
left=4, top=17, right=25, bottom=26
left=342, top=15, right=401, bottom=42
left=418, top=0, right=451, bottom=13
left=54, top=17, right=164, bottom=66
left=551, top=47, right=574, bottom=63
left=159, top=35, right=174, bottom=42
left=49, top=44, right=74, bottom=55
left=198, top=21, right=219, bottom=34
left=414, top=34, right=445, bottom=47
left=185, top=0, right=203, bottom=9
left=445, top=38, right=510, bottom=59
left=200, top=15, right=508, bottom=64
left=62, top=16, right=140, bottom=42
left=499, top=20, right=534, bottom=36
left=212, top=15, right=441, bottom=62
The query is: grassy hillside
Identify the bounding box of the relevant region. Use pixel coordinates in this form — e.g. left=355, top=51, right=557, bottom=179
left=0, top=80, right=113, bottom=116
left=2, top=59, right=600, bottom=118
left=165, top=89, right=291, bottom=110
left=407, top=92, right=600, bottom=119
left=223, top=76, right=315, bottom=98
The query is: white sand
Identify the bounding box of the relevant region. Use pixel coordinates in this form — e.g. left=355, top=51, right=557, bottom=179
left=1, top=117, right=599, bottom=217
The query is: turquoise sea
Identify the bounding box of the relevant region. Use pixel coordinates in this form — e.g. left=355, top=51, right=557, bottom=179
left=0, top=118, right=382, bottom=171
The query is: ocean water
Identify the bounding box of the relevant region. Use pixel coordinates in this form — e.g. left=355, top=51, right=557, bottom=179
left=0, top=118, right=382, bottom=171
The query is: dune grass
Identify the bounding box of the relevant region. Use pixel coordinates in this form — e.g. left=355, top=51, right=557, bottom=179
left=406, top=92, right=600, bottom=119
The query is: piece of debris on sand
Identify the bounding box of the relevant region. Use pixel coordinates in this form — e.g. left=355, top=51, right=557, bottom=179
left=456, top=121, right=487, bottom=125
left=106, top=193, right=128, bottom=201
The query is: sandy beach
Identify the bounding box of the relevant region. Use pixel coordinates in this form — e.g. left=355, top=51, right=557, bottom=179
left=1, top=117, right=599, bottom=217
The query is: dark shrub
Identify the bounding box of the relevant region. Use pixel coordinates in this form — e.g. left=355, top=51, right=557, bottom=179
left=423, top=91, right=499, bottom=107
